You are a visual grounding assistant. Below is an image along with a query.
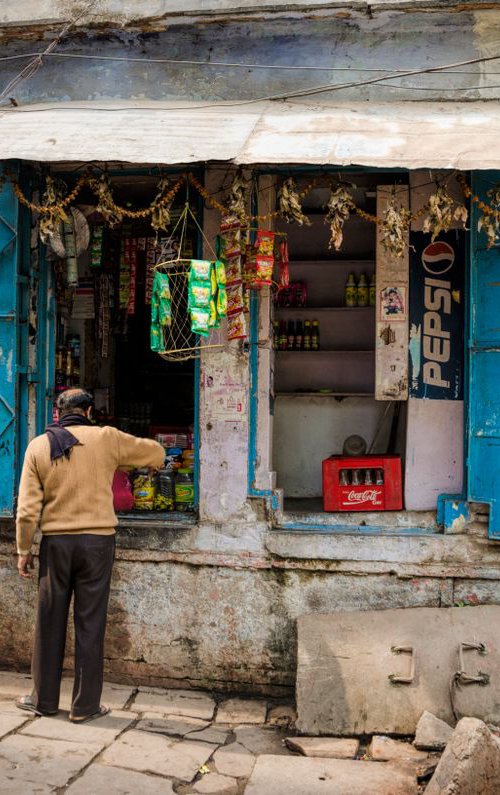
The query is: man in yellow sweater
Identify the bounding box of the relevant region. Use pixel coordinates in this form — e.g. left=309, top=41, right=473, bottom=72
left=15, top=387, right=165, bottom=723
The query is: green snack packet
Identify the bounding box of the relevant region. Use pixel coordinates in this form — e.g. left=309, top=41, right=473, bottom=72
left=188, top=282, right=211, bottom=309
left=191, top=307, right=211, bottom=336
left=217, top=284, right=227, bottom=316
left=190, top=259, right=212, bottom=280
left=215, top=259, right=226, bottom=286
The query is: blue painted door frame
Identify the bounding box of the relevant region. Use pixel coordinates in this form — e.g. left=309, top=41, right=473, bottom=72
left=468, top=170, right=500, bottom=538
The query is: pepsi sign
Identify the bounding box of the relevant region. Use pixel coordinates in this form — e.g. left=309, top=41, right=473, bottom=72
left=409, top=232, right=465, bottom=400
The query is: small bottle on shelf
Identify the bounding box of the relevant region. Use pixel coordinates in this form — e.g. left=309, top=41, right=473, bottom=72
left=311, top=320, right=320, bottom=351
left=287, top=320, right=296, bottom=350
left=273, top=320, right=280, bottom=350
left=295, top=320, right=303, bottom=350
left=303, top=320, right=311, bottom=350
left=345, top=273, right=357, bottom=307
left=357, top=273, right=369, bottom=307
left=279, top=321, right=288, bottom=351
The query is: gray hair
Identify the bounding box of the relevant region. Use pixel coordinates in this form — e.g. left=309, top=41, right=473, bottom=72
left=56, top=388, right=94, bottom=416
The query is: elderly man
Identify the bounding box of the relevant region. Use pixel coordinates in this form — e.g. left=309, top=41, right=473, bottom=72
left=15, top=387, right=165, bottom=723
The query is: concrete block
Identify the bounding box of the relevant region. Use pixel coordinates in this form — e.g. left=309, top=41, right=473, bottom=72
left=213, top=742, right=256, bottom=778
left=136, top=712, right=209, bottom=737
left=193, top=772, right=238, bottom=793
left=0, top=735, right=102, bottom=788
left=370, top=736, right=428, bottom=763
left=66, top=763, right=175, bottom=794
left=101, top=729, right=216, bottom=782
left=415, top=711, right=453, bottom=751
left=297, top=606, right=500, bottom=735
left=285, top=737, right=359, bottom=759
left=20, top=710, right=135, bottom=745
left=235, top=725, right=289, bottom=755
left=216, top=698, right=267, bottom=724
left=133, top=688, right=215, bottom=720
left=244, top=755, right=417, bottom=794
left=426, top=717, right=500, bottom=794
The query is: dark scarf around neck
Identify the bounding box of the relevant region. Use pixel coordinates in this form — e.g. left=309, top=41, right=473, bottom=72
left=45, top=413, right=93, bottom=463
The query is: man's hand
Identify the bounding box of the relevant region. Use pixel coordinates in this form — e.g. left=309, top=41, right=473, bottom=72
left=18, top=553, right=34, bottom=579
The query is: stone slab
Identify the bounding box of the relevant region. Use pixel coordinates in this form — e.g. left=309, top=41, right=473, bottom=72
left=243, top=755, right=417, bottom=795
left=370, top=736, right=428, bottom=763
left=186, top=726, right=229, bottom=745
left=136, top=712, right=209, bottom=737
left=0, top=776, right=53, bottom=794
left=101, top=729, right=216, bottom=782
left=20, top=709, right=135, bottom=744
left=235, top=725, right=289, bottom=756
left=0, top=713, right=32, bottom=739
left=0, top=672, right=34, bottom=699
left=285, top=737, right=359, bottom=759
left=213, top=742, right=256, bottom=778
left=134, top=688, right=215, bottom=720
left=415, top=710, right=453, bottom=751
left=66, top=763, right=175, bottom=794
left=193, top=772, right=238, bottom=794
left=297, top=606, right=500, bottom=735
left=426, top=717, right=500, bottom=794
left=0, top=734, right=102, bottom=788
left=59, top=680, right=135, bottom=711
left=216, top=699, right=267, bottom=725
left=0, top=699, right=31, bottom=715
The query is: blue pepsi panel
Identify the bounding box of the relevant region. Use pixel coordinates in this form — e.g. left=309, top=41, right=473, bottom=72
left=468, top=171, right=500, bottom=538
left=0, top=165, right=19, bottom=515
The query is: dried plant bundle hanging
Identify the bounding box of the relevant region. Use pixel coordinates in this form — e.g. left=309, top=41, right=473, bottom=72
left=422, top=184, right=468, bottom=241
left=278, top=177, right=311, bottom=226
left=325, top=183, right=355, bottom=250
left=38, top=176, right=71, bottom=251
left=478, top=185, right=500, bottom=249
left=380, top=194, right=412, bottom=258
left=226, top=172, right=248, bottom=225
left=150, top=177, right=173, bottom=234
left=90, top=174, right=123, bottom=227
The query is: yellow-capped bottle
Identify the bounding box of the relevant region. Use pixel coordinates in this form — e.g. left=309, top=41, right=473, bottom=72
left=357, top=273, right=369, bottom=307
left=369, top=272, right=376, bottom=307
left=345, top=273, right=357, bottom=308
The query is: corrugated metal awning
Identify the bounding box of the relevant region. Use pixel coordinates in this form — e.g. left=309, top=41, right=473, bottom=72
left=0, top=100, right=498, bottom=169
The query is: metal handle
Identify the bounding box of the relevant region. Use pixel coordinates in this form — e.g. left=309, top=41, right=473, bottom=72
left=388, top=645, right=415, bottom=685
left=455, top=641, right=490, bottom=687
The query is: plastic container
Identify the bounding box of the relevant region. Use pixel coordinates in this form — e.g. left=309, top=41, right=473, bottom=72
left=154, top=470, right=175, bottom=511
left=175, top=468, right=195, bottom=512
left=133, top=469, right=155, bottom=510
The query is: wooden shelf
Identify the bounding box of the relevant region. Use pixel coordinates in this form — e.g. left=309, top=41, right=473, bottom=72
left=274, top=306, right=375, bottom=313
left=288, top=259, right=375, bottom=267
left=275, top=349, right=374, bottom=355
left=276, top=391, right=375, bottom=398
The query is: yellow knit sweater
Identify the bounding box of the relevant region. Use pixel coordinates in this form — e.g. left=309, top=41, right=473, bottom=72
left=16, top=425, right=165, bottom=554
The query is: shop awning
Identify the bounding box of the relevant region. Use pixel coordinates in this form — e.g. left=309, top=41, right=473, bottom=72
left=0, top=100, right=499, bottom=169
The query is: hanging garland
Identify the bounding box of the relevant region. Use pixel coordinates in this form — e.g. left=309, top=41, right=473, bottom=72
left=0, top=169, right=494, bottom=256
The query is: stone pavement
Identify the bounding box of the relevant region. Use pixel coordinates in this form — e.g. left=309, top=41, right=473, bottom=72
left=0, top=672, right=429, bottom=793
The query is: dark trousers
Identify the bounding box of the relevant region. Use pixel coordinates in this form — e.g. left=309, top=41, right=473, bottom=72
left=31, top=533, right=115, bottom=717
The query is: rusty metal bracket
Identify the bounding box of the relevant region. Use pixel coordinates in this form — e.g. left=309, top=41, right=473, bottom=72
left=388, top=645, right=415, bottom=685
left=450, top=641, right=490, bottom=721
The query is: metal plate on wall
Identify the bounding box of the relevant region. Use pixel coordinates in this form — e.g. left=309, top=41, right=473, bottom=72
left=296, top=606, right=500, bottom=735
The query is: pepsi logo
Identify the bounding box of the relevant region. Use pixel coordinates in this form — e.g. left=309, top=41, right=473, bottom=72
left=422, top=241, right=455, bottom=275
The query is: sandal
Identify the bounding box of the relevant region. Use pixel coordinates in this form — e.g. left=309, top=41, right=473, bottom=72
left=15, top=695, right=58, bottom=717
left=69, top=704, right=110, bottom=724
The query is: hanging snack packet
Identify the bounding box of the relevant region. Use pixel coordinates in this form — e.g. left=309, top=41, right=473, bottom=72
left=227, top=312, right=247, bottom=340
left=227, top=281, right=244, bottom=316
left=277, top=239, right=290, bottom=290
left=215, top=260, right=226, bottom=286
left=190, top=259, right=212, bottom=281
left=225, top=257, right=242, bottom=285
left=189, top=282, right=211, bottom=308
left=256, top=229, right=275, bottom=257
left=191, top=307, right=211, bottom=336
left=217, top=284, right=227, bottom=316
left=253, top=256, right=274, bottom=287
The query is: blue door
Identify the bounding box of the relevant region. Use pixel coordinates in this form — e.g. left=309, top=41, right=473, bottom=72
left=468, top=170, right=500, bottom=538
left=0, top=165, right=21, bottom=515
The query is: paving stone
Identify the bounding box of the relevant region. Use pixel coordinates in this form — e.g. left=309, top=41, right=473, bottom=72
left=414, top=710, right=453, bottom=751
left=426, top=717, right=500, bottom=794
left=369, top=735, right=428, bottom=763
left=0, top=699, right=31, bottom=715
left=0, top=734, right=102, bottom=788
left=267, top=705, right=297, bottom=727
left=285, top=736, right=359, bottom=759
left=66, top=763, right=175, bottom=794
left=186, top=725, right=229, bottom=745
left=134, top=688, right=215, bottom=720
left=0, top=672, right=34, bottom=699
left=136, top=712, right=209, bottom=737
left=243, top=755, right=417, bottom=794
left=20, top=709, right=135, bottom=744
left=0, top=776, right=53, bottom=794
left=101, top=729, right=216, bottom=782
left=216, top=698, right=267, bottom=725
left=213, top=742, right=256, bottom=778
left=0, top=713, right=32, bottom=739
left=235, top=725, right=289, bottom=756
left=193, top=772, right=238, bottom=794
left=59, top=680, right=135, bottom=711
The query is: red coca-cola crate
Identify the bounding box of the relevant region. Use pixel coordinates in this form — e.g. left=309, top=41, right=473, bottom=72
left=322, top=455, right=402, bottom=512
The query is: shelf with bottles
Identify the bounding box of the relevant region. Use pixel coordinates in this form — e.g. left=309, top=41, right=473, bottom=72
left=273, top=316, right=375, bottom=353
left=275, top=391, right=375, bottom=397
